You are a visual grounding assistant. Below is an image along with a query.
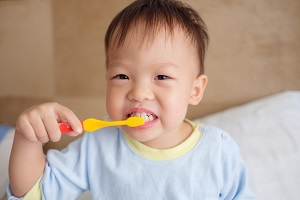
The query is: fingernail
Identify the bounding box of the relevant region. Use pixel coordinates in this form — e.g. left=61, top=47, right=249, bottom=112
left=76, top=127, right=82, bottom=134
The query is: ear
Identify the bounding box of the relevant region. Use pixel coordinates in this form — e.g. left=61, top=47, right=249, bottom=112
left=189, top=75, right=208, bottom=105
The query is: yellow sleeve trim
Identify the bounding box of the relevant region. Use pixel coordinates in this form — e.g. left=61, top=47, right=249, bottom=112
left=124, top=119, right=203, bottom=161
left=23, top=176, right=42, bottom=200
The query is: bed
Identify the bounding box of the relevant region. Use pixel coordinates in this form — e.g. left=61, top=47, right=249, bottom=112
left=1, top=91, right=299, bottom=200
left=194, top=91, right=300, bottom=199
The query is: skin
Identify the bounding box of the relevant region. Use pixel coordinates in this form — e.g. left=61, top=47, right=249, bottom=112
left=9, top=24, right=207, bottom=197
left=106, top=25, right=207, bottom=149
left=9, top=103, right=82, bottom=197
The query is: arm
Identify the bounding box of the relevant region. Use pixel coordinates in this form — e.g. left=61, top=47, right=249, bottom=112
left=220, top=132, right=256, bottom=200
left=9, top=131, right=45, bottom=197
left=8, top=102, right=82, bottom=197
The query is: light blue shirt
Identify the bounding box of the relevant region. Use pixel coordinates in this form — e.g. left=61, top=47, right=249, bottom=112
left=8, top=123, right=255, bottom=199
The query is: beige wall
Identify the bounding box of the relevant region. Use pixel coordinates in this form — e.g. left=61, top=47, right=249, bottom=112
left=0, top=0, right=54, bottom=125
left=193, top=0, right=300, bottom=119
left=1, top=0, right=300, bottom=149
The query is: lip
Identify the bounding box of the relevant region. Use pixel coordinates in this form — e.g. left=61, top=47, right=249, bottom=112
left=125, top=107, right=158, bottom=129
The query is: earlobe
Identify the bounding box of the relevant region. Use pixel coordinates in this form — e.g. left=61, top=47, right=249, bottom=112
left=189, top=75, right=208, bottom=105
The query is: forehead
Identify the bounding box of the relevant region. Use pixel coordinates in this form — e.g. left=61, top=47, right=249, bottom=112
left=108, top=22, right=196, bottom=53
left=107, top=23, right=200, bottom=75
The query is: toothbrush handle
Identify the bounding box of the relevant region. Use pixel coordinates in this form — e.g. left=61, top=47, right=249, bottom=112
left=59, top=121, right=84, bottom=132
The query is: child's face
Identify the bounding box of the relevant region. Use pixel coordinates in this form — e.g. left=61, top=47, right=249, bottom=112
left=106, top=26, right=207, bottom=149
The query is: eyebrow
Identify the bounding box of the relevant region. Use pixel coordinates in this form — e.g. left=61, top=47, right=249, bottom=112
left=107, top=61, right=129, bottom=68
left=108, top=61, right=180, bottom=69
left=150, top=62, right=180, bottom=69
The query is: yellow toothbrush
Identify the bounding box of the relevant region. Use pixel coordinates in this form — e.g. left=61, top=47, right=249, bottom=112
left=59, top=117, right=145, bottom=132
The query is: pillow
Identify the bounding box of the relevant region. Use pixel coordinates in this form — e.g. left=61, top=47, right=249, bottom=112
left=194, top=91, right=300, bottom=199
left=0, top=125, right=14, bottom=200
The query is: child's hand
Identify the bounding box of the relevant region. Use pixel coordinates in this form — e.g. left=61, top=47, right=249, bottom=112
left=15, top=102, right=82, bottom=143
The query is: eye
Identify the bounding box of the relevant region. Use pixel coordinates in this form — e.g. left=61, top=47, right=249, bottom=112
left=113, top=74, right=129, bottom=80
left=155, top=75, right=170, bottom=80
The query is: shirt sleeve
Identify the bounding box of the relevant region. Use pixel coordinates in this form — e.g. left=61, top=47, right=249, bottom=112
left=40, top=133, right=90, bottom=199
left=219, top=132, right=256, bottom=200
left=23, top=177, right=42, bottom=200
left=7, top=176, right=42, bottom=200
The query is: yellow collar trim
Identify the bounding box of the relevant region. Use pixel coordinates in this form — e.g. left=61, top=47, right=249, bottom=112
left=124, top=119, right=203, bottom=161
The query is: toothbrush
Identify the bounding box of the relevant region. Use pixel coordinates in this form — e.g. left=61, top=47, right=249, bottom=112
left=59, top=117, right=145, bottom=132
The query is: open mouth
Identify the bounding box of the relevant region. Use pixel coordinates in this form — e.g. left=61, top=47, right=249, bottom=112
left=127, top=112, right=158, bottom=122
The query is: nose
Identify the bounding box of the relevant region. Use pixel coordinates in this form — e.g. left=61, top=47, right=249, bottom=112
left=127, top=83, right=154, bottom=102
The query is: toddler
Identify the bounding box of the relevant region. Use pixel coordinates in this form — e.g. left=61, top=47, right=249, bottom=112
left=8, top=0, right=255, bottom=199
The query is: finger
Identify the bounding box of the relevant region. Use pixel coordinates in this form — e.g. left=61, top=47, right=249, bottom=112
left=64, top=131, right=81, bottom=137
left=42, top=114, right=62, bottom=142
left=54, top=105, right=83, bottom=134
left=29, top=115, right=50, bottom=143
left=16, top=116, right=38, bottom=143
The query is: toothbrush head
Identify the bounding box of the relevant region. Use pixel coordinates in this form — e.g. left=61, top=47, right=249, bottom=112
left=126, top=117, right=145, bottom=127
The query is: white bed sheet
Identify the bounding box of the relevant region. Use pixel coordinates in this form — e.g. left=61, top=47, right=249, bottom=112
left=194, top=91, right=300, bottom=200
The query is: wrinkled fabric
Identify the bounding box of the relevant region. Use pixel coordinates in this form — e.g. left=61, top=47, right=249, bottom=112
left=8, top=124, right=255, bottom=200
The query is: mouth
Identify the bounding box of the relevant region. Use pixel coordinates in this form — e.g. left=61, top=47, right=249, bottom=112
left=126, top=108, right=158, bottom=126
left=127, top=111, right=157, bottom=122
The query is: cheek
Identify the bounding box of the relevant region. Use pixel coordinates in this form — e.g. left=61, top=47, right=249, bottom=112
left=106, top=88, right=124, bottom=119
left=158, top=87, right=189, bottom=120
left=161, top=82, right=192, bottom=105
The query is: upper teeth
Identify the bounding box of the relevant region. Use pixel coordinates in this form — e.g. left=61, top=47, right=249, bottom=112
left=130, top=112, right=154, bottom=122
